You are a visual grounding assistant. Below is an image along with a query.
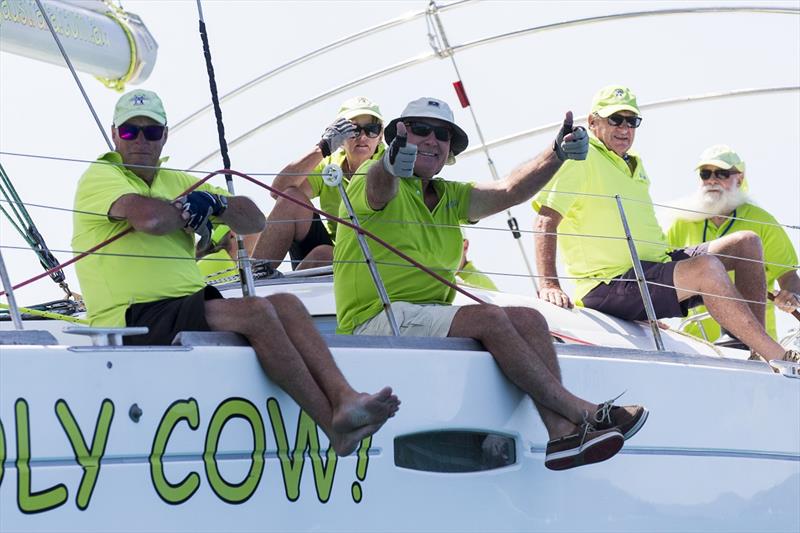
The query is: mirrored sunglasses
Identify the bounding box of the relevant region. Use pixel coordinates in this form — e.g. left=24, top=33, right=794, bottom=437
left=606, top=114, right=642, bottom=128
left=699, top=168, right=737, bottom=180
left=405, top=121, right=452, bottom=142
left=118, top=123, right=166, bottom=141
left=353, top=123, right=382, bottom=138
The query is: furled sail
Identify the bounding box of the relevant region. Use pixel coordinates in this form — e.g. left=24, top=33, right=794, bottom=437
left=0, top=0, right=157, bottom=89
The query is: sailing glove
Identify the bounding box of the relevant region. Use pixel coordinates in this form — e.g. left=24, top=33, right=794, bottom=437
left=178, top=191, right=228, bottom=231
left=553, top=118, right=588, bottom=161
left=319, top=117, right=357, bottom=157
left=383, top=128, right=417, bottom=178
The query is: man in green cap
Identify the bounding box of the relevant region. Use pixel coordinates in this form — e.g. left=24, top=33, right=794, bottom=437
left=251, top=96, right=385, bottom=271
left=665, top=144, right=800, bottom=343
left=72, top=89, right=400, bottom=456
left=532, top=85, right=798, bottom=363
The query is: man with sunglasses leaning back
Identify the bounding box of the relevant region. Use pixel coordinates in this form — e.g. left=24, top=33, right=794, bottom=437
left=334, top=96, right=649, bottom=471
left=72, top=90, right=400, bottom=456
left=251, top=96, right=385, bottom=271
left=532, top=85, right=798, bottom=363
left=665, top=145, right=800, bottom=344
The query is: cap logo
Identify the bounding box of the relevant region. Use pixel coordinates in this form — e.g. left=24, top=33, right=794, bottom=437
left=356, top=97, right=369, bottom=105
left=427, top=100, right=440, bottom=107
left=132, top=95, right=146, bottom=106
left=614, top=89, right=624, bottom=99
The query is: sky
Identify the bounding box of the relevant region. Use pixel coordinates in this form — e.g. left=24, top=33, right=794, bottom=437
left=1, top=0, right=798, bottom=337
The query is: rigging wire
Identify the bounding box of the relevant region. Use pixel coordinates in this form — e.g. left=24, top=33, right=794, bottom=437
left=195, top=0, right=256, bottom=297
left=426, top=0, right=538, bottom=295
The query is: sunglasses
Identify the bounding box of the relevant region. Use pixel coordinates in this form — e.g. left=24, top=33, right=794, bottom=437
left=606, top=114, right=642, bottom=128
left=699, top=168, right=738, bottom=180
left=405, top=121, right=452, bottom=142
left=353, top=123, right=382, bottom=138
left=117, top=123, right=166, bottom=141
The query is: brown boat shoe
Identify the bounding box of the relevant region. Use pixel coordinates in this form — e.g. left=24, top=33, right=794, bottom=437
left=544, top=424, right=624, bottom=471
left=591, top=394, right=649, bottom=441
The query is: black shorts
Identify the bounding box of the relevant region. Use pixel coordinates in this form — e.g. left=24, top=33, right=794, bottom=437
left=123, top=285, right=223, bottom=345
left=582, top=244, right=708, bottom=321
left=288, top=212, right=333, bottom=270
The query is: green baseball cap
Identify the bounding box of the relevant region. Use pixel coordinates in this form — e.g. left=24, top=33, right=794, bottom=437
left=590, top=85, right=640, bottom=117
left=337, top=96, right=383, bottom=123
left=113, top=89, right=167, bottom=126
left=695, top=144, right=746, bottom=172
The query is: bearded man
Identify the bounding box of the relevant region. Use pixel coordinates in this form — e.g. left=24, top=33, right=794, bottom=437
left=666, top=145, right=800, bottom=342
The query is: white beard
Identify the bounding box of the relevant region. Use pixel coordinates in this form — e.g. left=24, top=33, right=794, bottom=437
left=658, top=186, right=751, bottom=227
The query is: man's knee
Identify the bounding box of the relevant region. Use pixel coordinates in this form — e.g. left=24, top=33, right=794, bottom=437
left=266, top=292, right=307, bottom=314
left=508, top=306, right=549, bottom=332
left=731, top=230, right=763, bottom=260
left=275, top=187, right=312, bottom=213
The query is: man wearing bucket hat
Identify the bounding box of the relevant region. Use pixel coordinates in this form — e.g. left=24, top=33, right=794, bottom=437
left=665, top=144, right=800, bottom=343
left=532, top=85, right=798, bottom=363
left=334, top=96, right=649, bottom=471
left=72, top=89, right=400, bottom=456
left=251, top=96, right=386, bottom=271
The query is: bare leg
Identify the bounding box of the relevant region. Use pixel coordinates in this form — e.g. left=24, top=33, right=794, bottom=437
left=448, top=304, right=596, bottom=439
left=706, top=230, right=766, bottom=326
left=251, top=187, right=315, bottom=270
left=673, top=255, right=784, bottom=360
left=205, top=296, right=399, bottom=455
left=296, top=244, right=333, bottom=271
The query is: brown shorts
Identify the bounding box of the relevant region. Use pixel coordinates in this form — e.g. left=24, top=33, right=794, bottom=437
left=288, top=212, right=334, bottom=270
left=123, top=285, right=223, bottom=345
left=582, top=245, right=708, bottom=321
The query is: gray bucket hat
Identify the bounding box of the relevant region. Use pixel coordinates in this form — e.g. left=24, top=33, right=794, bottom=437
left=384, top=97, right=469, bottom=156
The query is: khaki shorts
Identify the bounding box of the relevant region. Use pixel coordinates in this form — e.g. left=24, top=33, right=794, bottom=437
left=353, top=302, right=460, bottom=338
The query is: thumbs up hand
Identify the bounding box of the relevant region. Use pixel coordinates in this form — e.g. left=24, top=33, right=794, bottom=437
left=553, top=111, right=588, bottom=161
left=383, top=122, right=418, bottom=177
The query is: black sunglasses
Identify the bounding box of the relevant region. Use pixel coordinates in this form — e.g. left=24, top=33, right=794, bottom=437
left=405, top=121, right=452, bottom=142
left=699, top=168, right=737, bottom=180
left=606, top=114, right=642, bottom=128
left=353, top=123, right=382, bottom=138
left=117, top=123, right=166, bottom=141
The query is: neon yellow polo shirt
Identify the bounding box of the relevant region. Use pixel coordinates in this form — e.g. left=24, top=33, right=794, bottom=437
left=72, top=152, right=229, bottom=326
left=667, top=202, right=798, bottom=340
left=532, top=136, right=670, bottom=303
left=307, top=144, right=385, bottom=239
left=333, top=160, right=474, bottom=333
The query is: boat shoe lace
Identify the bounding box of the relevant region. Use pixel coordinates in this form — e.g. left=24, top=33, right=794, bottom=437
left=592, top=392, right=649, bottom=441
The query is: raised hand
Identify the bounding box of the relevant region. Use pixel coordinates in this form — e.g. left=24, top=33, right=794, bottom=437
left=553, top=111, right=589, bottom=161
left=383, top=122, right=417, bottom=177
left=175, top=191, right=228, bottom=231
left=319, top=117, right=357, bottom=157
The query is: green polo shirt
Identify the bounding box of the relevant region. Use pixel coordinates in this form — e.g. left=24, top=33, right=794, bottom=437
left=333, top=160, right=474, bottom=333
left=667, top=202, right=798, bottom=340
left=72, top=152, right=229, bottom=326
left=457, top=261, right=498, bottom=291
left=307, top=144, right=385, bottom=239
left=532, top=136, right=670, bottom=303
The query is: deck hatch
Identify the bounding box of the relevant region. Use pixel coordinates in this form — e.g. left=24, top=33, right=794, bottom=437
left=394, top=430, right=515, bottom=472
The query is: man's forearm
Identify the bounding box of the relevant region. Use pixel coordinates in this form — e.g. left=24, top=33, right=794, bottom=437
left=365, top=155, right=399, bottom=211
left=534, top=214, right=562, bottom=288
left=218, top=196, right=266, bottom=235
left=505, top=147, right=563, bottom=206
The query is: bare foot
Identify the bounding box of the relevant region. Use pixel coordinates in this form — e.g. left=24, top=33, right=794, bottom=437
left=331, top=386, right=400, bottom=434
left=330, top=422, right=384, bottom=456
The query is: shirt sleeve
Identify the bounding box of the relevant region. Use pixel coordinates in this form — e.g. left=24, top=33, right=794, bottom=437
left=453, top=180, right=475, bottom=224
left=75, top=163, right=140, bottom=222
left=306, top=158, right=330, bottom=199
left=531, top=159, right=584, bottom=216
left=761, top=216, right=799, bottom=281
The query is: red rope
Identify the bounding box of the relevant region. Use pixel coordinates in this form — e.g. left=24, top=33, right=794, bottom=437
left=1, top=167, right=593, bottom=346
left=0, top=171, right=213, bottom=296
